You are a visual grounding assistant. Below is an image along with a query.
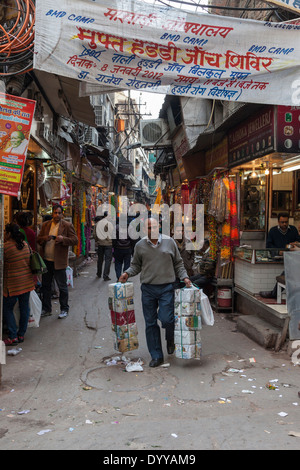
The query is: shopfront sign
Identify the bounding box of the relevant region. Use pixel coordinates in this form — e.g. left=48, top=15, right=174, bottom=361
left=34, top=0, right=300, bottom=106
left=228, top=106, right=275, bottom=167
left=0, top=93, right=36, bottom=197
left=277, top=105, right=300, bottom=153
left=205, top=137, right=228, bottom=174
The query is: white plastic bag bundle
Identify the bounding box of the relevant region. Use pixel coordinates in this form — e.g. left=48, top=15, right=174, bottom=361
left=200, top=289, right=214, bottom=326
left=28, top=290, right=42, bottom=328
left=66, top=266, right=73, bottom=288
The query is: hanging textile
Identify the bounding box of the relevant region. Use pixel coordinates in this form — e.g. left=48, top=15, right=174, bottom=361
left=208, top=215, right=218, bottom=262
left=220, top=177, right=239, bottom=263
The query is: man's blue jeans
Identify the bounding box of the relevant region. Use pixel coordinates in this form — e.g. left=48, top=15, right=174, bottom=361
left=3, top=291, right=31, bottom=339
left=141, top=283, right=175, bottom=360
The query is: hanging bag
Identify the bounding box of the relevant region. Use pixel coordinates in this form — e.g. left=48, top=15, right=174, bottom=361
left=29, top=246, right=48, bottom=275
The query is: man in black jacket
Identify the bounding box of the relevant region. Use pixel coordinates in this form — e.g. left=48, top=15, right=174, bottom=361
left=113, top=221, right=134, bottom=280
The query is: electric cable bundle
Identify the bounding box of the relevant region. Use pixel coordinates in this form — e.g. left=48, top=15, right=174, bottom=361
left=0, top=0, right=35, bottom=77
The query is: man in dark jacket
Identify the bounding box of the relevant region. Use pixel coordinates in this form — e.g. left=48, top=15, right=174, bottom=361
left=37, top=204, right=78, bottom=318
left=113, top=221, right=134, bottom=280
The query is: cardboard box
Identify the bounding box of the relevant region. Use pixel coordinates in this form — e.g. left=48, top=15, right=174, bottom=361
left=110, top=310, right=136, bottom=326
left=108, top=296, right=134, bottom=313
left=108, top=282, right=134, bottom=299
left=174, top=301, right=201, bottom=315
left=112, top=322, right=138, bottom=340
left=114, top=336, right=139, bottom=353
left=174, top=330, right=201, bottom=345
left=174, top=314, right=202, bottom=331
left=175, top=288, right=201, bottom=303
left=175, top=343, right=202, bottom=360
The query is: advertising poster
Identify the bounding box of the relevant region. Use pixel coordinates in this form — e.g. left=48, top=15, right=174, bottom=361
left=0, top=93, right=36, bottom=197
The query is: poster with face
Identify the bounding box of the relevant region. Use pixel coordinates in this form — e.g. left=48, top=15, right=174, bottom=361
left=0, top=93, right=36, bottom=196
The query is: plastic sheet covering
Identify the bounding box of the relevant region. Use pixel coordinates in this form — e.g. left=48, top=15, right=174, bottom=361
left=284, top=251, right=300, bottom=340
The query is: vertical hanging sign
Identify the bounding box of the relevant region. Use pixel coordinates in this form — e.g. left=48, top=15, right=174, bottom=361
left=0, top=93, right=36, bottom=197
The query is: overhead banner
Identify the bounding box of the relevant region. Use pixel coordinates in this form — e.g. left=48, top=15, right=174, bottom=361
left=0, top=93, right=36, bottom=197
left=34, top=0, right=300, bottom=105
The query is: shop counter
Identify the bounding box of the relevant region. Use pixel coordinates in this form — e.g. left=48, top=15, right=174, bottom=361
left=234, top=248, right=284, bottom=296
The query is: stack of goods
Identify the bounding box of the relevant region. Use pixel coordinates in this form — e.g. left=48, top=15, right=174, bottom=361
left=174, top=287, right=202, bottom=360
left=108, top=282, right=139, bottom=353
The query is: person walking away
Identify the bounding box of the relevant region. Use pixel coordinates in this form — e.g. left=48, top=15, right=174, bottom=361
left=119, top=217, right=191, bottom=367
left=259, top=212, right=300, bottom=298
left=94, top=212, right=113, bottom=281
left=37, top=204, right=78, bottom=318
left=113, top=220, right=134, bottom=280
left=3, top=223, right=35, bottom=345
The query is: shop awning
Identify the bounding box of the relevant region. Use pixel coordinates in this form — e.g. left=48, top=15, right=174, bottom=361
left=32, top=70, right=97, bottom=127
left=84, top=144, right=110, bottom=167
left=118, top=154, right=134, bottom=176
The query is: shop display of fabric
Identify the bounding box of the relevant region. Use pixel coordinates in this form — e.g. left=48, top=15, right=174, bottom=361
left=220, top=178, right=239, bottom=264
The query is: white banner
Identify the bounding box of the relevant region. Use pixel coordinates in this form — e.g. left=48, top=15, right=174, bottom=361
left=34, top=0, right=300, bottom=105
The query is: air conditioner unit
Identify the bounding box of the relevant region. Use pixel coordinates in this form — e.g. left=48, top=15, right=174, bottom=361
left=85, top=127, right=99, bottom=146
left=140, top=119, right=171, bottom=148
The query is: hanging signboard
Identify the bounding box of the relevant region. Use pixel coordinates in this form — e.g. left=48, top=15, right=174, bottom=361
left=277, top=105, right=300, bottom=153
left=34, top=0, right=300, bottom=106
left=0, top=93, right=36, bottom=197
left=228, top=106, right=275, bottom=167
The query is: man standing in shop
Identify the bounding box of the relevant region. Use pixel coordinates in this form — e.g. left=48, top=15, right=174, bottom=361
left=119, top=217, right=191, bottom=367
left=37, top=204, right=78, bottom=318
left=259, top=212, right=300, bottom=299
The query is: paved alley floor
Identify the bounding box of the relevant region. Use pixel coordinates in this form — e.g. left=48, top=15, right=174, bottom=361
left=0, top=257, right=299, bottom=450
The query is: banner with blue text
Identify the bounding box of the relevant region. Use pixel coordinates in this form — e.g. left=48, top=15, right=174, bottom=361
left=34, top=0, right=300, bottom=105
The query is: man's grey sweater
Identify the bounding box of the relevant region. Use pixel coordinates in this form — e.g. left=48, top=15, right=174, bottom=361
left=125, top=235, right=188, bottom=284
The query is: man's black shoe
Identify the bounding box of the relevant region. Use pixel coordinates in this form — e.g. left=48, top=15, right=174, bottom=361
left=149, top=358, right=164, bottom=367
left=167, top=341, right=175, bottom=355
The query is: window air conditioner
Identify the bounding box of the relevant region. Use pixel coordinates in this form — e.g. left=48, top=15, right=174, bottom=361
left=140, top=119, right=171, bottom=148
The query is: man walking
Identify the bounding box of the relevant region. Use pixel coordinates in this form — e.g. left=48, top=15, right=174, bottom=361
left=37, top=204, right=78, bottom=318
left=119, top=217, right=191, bottom=367
left=94, top=212, right=113, bottom=281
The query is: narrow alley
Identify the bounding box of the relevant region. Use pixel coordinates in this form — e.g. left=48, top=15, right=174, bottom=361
left=0, top=257, right=299, bottom=451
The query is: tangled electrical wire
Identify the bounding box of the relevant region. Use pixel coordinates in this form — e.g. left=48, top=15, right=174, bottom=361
left=0, top=0, right=35, bottom=77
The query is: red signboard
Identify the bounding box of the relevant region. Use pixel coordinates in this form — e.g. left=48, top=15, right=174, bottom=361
left=277, top=106, right=300, bottom=154
left=0, top=93, right=36, bottom=197
left=228, top=106, right=275, bottom=167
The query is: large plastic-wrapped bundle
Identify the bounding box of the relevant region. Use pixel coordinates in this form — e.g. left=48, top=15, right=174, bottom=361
left=109, top=282, right=138, bottom=352
left=174, top=285, right=202, bottom=360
